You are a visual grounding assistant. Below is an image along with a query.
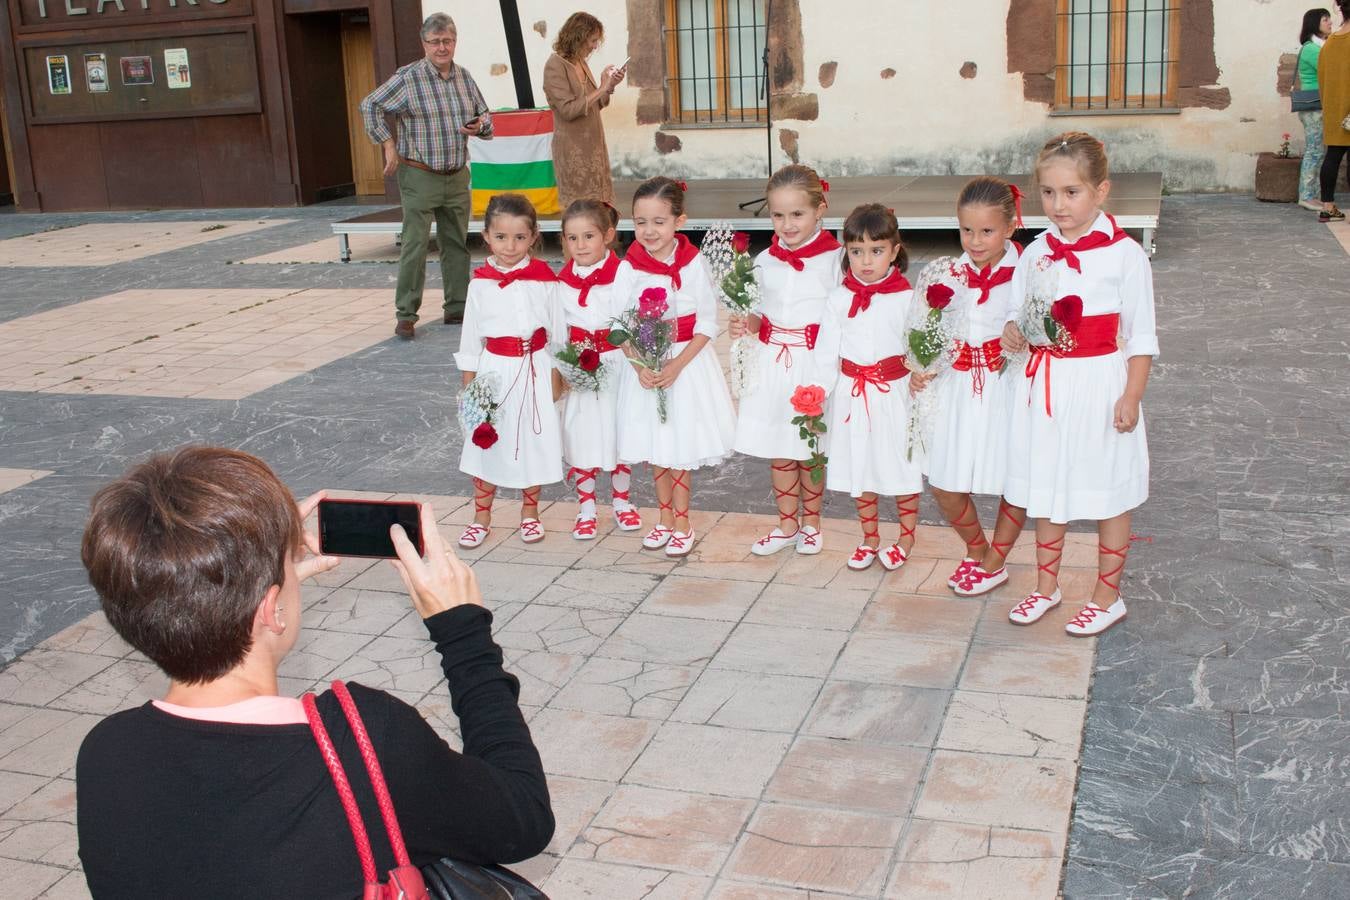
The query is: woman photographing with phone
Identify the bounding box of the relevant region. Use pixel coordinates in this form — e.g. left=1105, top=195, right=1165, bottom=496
left=75, top=446, right=553, bottom=898
left=543, top=12, right=624, bottom=209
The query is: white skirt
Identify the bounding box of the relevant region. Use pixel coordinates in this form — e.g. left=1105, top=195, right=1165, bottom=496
left=824, top=372, right=925, bottom=498
left=1003, top=351, right=1149, bottom=524
left=616, top=341, right=736, bottom=470
left=459, top=349, right=564, bottom=489
left=732, top=336, right=821, bottom=460
left=924, top=361, right=1017, bottom=496
left=560, top=350, right=636, bottom=471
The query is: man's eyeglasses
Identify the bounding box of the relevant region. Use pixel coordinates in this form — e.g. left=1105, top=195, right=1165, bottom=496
left=424, top=38, right=455, bottom=48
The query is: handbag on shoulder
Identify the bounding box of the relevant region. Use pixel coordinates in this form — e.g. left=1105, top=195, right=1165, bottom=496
left=1292, top=45, right=1321, bottom=112
left=304, top=681, right=549, bottom=900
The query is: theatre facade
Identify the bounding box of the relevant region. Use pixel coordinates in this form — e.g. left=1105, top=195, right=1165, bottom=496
left=0, top=0, right=423, bottom=210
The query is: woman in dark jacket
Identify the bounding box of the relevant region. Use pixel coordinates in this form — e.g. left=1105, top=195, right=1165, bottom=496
left=75, top=446, right=552, bottom=898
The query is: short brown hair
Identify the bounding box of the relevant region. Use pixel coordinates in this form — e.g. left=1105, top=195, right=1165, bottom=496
left=958, top=176, right=1019, bottom=226
left=562, top=198, right=619, bottom=233
left=554, top=12, right=603, bottom=61
left=766, top=164, right=827, bottom=209
left=81, top=446, right=302, bottom=684
left=840, top=203, right=908, bottom=275
left=632, top=176, right=686, bottom=217
left=1035, top=131, right=1109, bottom=187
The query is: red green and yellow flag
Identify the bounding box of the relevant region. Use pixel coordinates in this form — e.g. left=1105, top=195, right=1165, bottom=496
left=469, top=109, right=560, bottom=216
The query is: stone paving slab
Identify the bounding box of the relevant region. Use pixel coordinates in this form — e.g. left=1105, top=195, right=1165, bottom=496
left=0, top=221, right=291, bottom=267
left=0, top=494, right=1101, bottom=899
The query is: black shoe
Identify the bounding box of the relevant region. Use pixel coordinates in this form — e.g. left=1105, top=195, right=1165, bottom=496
left=1319, top=207, right=1345, bottom=223
left=443, top=310, right=464, bottom=325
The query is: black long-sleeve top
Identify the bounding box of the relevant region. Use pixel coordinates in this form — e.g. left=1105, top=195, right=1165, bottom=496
left=76, top=606, right=553, bottom=899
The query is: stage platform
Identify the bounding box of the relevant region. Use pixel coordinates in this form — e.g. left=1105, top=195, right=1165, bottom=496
left=332, top=172, right=1163, bottom=261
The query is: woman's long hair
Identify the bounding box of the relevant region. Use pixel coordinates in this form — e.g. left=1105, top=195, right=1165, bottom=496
left=1302, top=8, right=1331, bottom=44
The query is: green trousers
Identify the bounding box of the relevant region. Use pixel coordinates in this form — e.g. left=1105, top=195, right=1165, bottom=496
left=394, top=164, right=471, bottom=322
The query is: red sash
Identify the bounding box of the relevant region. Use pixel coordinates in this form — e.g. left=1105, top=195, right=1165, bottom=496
left=568, top=325, right=620, bottom=352
left=1025, top=313, right=1120, bottom=416
left=624, top=234, right=699, bottom=290
left=484, top=327, right=547, bottom=357
left=472, top=257, right=557, bottom=287
left=669, top=313, right=697, bottom=343
left=840, top=354, right=909, bottom=425
left=757, top=315, right=820, bottom=369
left=843, top=268, right=911, bottom=318
left=558, top=252, right=620, bottom=307
left=952, top=338, right=1005, bottom=397
left=767, top=231, right=841, bottom=271
left=1043, top=215, right=1130, bottom=273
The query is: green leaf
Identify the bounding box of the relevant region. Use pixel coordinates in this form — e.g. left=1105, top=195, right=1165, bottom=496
left=1043, top=317, right=1058, bottom=341
left=816, top=423, right=827, bottom=433
left=607, top=329, right=631, bottom=346
left=908, top=329, right=938, bottom=368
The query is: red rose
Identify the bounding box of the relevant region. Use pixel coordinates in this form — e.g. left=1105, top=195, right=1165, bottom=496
left=790, top=384, right=826, bottom=418
left=578, top=348, right=601, bottom=372
left=1050, top=294, right=1084, bottom=333
left=471, top=422, right=498, bottom=449
left=926, top=283, right=954, bottom=311
left=731, top=232, right=751, bottom=254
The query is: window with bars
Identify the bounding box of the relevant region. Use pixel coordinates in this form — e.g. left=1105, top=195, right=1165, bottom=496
left=663, top=0, right=767, bottom=125
left=1056, top=0, right=1181, bottom=110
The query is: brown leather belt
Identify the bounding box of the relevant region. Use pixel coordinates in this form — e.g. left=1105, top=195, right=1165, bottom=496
left=400, top=157, right=463, bottom=176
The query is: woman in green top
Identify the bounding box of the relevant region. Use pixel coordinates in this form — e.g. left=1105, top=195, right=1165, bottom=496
left=1297, top=9, right=1333, bottom=210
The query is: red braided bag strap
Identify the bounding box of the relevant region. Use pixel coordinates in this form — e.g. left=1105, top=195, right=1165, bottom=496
left=304, top=683, right=429, bottom=900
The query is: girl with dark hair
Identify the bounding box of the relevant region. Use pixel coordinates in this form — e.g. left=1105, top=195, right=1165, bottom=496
left=912, top=177, right=1028, bottom=596
left=1296, top=8, right=1333, bottom=211
left=455, top=193, right=564, bottom=548
left=814, top=204, right=924, bottom=572
left=614, top=176, right=736, bottom=557
left=556, top=199, right=643, bottom=539
left=1318, top=1, right=1350, bottom=221
left=543, top=12, right=624, bottom=208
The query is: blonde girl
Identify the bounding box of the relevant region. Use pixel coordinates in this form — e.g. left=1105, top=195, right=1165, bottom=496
left=454, top=193, right=564, bottom=548
left=1003, top=132, right=1158, bottom=636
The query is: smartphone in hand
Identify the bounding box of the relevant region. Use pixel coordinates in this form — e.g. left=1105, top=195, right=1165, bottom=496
left=318, top=499, right=424, bottom=559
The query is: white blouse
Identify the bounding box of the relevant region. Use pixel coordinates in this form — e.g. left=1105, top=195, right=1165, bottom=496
left=454, top=256, right=564, bottom=371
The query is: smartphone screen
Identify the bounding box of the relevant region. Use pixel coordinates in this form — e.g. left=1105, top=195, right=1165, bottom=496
left=318, top=499, right=423, bottom=559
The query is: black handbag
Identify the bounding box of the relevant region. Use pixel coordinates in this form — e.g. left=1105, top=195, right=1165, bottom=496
left=1292, top=45, right=1321, bottom=112
left=305, top=681, right=549, bottom=900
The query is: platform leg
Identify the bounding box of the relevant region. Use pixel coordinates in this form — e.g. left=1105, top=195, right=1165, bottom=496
left=1142, top=227, right=1155, bottom=256
left=339, top=233, right=351, bottom=263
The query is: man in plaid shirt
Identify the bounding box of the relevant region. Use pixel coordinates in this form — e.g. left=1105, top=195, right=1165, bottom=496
left=362, top=12, right=492, bottom=339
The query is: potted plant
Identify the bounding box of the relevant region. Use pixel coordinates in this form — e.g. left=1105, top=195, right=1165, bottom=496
left=1255, top=133, right=1301, bottom=202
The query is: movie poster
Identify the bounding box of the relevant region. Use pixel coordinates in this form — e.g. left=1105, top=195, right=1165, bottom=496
left=164, top=48, right=191, bottom=89
left=120, top=55, right=153, bottom=86
left=84, top=53, right=109, bottom=94
left=46, top=55, right=71, bottom=96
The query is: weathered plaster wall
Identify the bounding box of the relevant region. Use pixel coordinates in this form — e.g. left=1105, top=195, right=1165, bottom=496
left=423, top=0, right=1314, bottom=192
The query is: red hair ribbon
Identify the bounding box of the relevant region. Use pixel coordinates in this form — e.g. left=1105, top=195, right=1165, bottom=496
left=820, top=179, right=831, bottom=193
left=1008, top=184, right=1025, bottom=229
left=677, top=180, right=688, bottom=192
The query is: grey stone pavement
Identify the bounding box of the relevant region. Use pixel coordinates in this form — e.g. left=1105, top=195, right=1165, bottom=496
left=0, top=194, right=1347, bottom=897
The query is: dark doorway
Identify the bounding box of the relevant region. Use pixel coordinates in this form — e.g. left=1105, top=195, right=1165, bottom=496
left=0, top=95, right=12, bottom=207
left=284, top=11, right=356, bottom=204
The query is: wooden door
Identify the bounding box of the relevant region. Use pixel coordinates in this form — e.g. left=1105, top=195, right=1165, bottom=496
left=341, top=16, right=385, bottom=195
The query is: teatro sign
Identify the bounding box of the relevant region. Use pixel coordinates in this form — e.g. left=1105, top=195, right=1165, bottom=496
left=19, top=0, right=240, bottom=27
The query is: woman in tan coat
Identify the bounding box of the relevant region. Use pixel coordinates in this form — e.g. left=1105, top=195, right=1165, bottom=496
left=543, top=13, right=624, bottom=209
left=1318, top=0, right=1350, bottom=221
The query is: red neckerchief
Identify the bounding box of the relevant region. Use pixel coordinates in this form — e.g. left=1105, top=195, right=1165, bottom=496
left=472, top=257, right=557, bottom=287
left=963, top=244, right=1022, bottom=305
left=767, top=230, right=842, bottom=271
left=558, top=252, right=620, bottom=307
left=1043, top=215, right=1129, bottom=273
left=623, top=234, right=699, bottom=290
left=843, top=267, right=912, bottom=318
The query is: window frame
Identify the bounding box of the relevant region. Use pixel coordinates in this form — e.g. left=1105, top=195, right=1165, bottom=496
left=663, top=0, right=768, bottom=126
left=1054, top=0, right=1182, bottom=112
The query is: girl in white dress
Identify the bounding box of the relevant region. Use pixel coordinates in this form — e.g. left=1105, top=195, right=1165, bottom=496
left=614, top=177, right=736, bottom=557
left=454, top=193, right=565, bottom=549
left=556, top=199, right=642, bottom=540
left=1002, top=132, right=1158, bottom=637
left=816, top=204, right=924, bottom=572
left=912, top=177, right=1028, bottom=596
left=729, top=165, right=843, bottom=557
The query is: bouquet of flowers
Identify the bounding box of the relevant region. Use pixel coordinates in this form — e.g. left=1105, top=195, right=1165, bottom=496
left=701, top=221, right=761, bottom=397
left=1017, top=257, right=1079, bottom=357
left=789, top=384, right=828, bottom=484
left=903, top=256, right=969, bottom=460
left=554, top=339, right=609, bottom=393
left=609, top=287, right=675, bottom=422
left=458, top=371, right=502, bottom=450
